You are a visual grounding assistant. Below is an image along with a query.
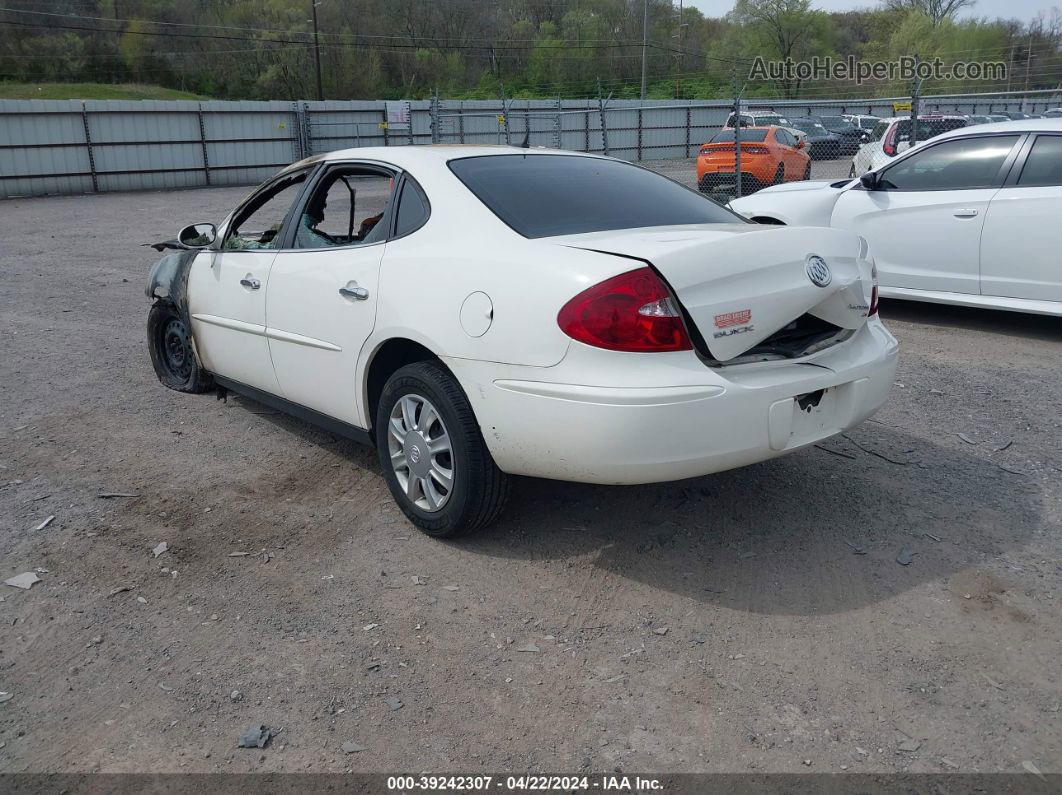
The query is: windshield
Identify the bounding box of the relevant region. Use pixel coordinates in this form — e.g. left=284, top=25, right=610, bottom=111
left=449, top=154, right=742, bottom=238
left=792, top=120, right=825, bottom=132
left=819, top=116, right=855, bottom=128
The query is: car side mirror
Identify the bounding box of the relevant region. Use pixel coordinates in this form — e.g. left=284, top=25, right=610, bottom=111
left=859, top=172, right=880, bottom=190
left=178, top=222, right=216, bottom=248
left=796, top=140, right=806, bottom=149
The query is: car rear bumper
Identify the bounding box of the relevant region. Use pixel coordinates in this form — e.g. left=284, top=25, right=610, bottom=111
left=446, top=318, right=899, bottom=485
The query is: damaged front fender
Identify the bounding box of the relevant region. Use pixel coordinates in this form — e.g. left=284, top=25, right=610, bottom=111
left=145, top=248, right=199, bottom=310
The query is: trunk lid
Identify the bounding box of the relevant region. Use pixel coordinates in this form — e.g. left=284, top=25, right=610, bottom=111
left=555, top=223, right=873, bottom=362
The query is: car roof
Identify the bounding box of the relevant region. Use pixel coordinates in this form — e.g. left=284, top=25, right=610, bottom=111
left=930, top=117, right=1062, bottom=139
left=281, top=144, right=606, bottom=174
left=876, top=114, right=968, bottom=123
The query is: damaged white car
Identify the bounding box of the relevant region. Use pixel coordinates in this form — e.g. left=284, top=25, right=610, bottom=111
left=146, top=146, right=898, bottom=537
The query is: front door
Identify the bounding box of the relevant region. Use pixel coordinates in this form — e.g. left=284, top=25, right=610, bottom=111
left=265, top=164, right=398, bottom=427
left=831, top=134, right=1020, bottom=295
left=188, top=168, right=310, bottom=393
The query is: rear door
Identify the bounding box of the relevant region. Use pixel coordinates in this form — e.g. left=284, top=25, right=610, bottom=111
left=980, top=133, right=1062, bottom=302
left=264, top=162, right=400, bottom=427
left=188, top=168, right=310, bottom=393
left=830, top=134, right=1021, bottom=294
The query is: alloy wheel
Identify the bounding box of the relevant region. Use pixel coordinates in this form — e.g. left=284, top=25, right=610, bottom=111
left=387, top=394, right=454, bottom=512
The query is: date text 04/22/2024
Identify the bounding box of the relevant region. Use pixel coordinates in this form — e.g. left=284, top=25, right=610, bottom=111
left=386, top=775, right=664, bottom=791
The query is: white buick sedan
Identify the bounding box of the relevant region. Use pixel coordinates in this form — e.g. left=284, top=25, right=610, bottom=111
left=146, top=146, right=898, bottom=537
left=731, top=120, right=1062, bottom=317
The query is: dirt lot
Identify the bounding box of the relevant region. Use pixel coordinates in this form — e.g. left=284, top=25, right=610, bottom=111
left=1, top=175, right=1061, bottom=777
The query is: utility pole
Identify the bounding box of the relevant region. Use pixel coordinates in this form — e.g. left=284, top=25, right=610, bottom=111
left=1024, top=35, right=1034, bottom=112
left=732, top=68, right=743, bottom=199
left=909, top=53, right=921, bottom=148
left=1006, top=41, right=1015, bottom=93
left=311, top=1, right=324, bottom=101
left=640, top=0, right=649, bottom=100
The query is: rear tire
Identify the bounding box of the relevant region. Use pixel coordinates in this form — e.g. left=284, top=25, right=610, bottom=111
left=147, top=301, right=213, bottom=393
left=375, top=360, right=510, bottom=538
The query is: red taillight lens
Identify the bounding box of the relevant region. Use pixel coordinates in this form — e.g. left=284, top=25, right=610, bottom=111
left=557, top=267, right=692, bottom=353
left=742, top=144, right=769, bottom=154
left=869, top=262, right=880, bottom=316
left=882, top=124, right=897, bottom=156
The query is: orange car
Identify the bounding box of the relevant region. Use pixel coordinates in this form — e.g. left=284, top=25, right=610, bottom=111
left=697, top=125, right=811, bottom=195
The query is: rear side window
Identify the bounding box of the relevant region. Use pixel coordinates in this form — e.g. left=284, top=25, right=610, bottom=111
left=449, top=154, right=741, bottom=238
left=1017, top=136, right=1062, bottom=187
left=393, top=178, right=430, bottom=237
left=880, top=135, right=1019, bottom=191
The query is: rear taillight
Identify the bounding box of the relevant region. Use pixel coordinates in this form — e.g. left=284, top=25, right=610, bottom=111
left=741, top=144, right=769, bottom=154
left=557, top=267, right=692, bottom=353
left=869, top=261, right=880, bottom=316
left=882, top=124, right=897, bottom=156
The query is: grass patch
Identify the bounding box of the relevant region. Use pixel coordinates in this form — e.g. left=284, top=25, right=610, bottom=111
left=0, top=82, right=206, bottom=100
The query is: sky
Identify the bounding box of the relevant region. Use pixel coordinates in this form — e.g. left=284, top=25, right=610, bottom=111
left=683, top=0, right=1057, bottom=23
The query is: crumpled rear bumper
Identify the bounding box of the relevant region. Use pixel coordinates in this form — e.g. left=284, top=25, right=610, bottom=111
left=446, top=318, right=898, bottom=485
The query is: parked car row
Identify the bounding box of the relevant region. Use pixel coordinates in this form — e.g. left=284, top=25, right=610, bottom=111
left=726, top=111, right=870, bottom=160
left=144, top=117, right=1058, bottom=537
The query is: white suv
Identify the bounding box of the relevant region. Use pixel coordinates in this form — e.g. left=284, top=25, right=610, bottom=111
left=851, top=115, right=968, bottom=176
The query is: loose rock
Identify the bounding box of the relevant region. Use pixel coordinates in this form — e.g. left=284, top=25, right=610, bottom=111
left=4, top=572, right=41, bottom=590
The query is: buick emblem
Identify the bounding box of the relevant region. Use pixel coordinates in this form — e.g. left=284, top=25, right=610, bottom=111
left=410, top=445, right=421, bottom=464
left=806, top=255, right=832, bottom=288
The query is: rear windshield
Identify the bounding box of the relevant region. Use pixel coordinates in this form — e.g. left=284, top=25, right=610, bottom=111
left=449, top=154, right=740, bottom=238
left=857, top=117, right=879, bottom=129
left=870, top=121, right=889, bottom=141
left=819, top=116, right=853, bottom=127
left=711, top=129, right=769, bottom=142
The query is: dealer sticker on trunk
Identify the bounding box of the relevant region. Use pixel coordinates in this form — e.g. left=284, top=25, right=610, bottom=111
left=714, top=309, right=752, bottom=328
left=713, top=309, right=754, bottom=339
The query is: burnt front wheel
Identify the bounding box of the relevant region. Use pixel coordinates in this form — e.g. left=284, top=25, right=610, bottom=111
left=147, top=302, right=214, bottom=393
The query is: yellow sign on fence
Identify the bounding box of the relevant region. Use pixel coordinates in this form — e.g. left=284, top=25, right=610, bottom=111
left=893, top=101, right=913, bottom=113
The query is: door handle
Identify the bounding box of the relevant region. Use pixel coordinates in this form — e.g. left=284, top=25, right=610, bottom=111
left=953, top=209, right=978, bottom=218
left=339, top=286, right=369, bottom=300
left=239, top=277, right=261, bottom=290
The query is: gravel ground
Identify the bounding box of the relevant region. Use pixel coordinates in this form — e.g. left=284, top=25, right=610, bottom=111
left=1, top=171, right=1060, bottom=777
